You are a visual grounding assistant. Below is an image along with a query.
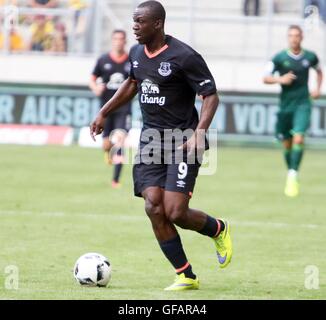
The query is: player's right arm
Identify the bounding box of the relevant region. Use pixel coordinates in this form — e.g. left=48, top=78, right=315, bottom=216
left=89, top=76, right=105, bottom=97
left=263, top=60, right=296, bottom=85
left=90, top=77, right=137, bottom=141
left=89, top=57, right=106, bottom=97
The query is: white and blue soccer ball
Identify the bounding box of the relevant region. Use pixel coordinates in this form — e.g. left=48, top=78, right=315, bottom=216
left=73, top=253, right=112, bottom=287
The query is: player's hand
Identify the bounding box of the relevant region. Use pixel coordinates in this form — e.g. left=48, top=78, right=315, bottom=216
left=93, top=84, right=105, bottom=97
left=310, top=90, right=321, bottom=99
left=279, top=72, right=297, bottom=85
left=178, top=131, right=205, bottom=158
left=90, top=113, right=105, bottom=141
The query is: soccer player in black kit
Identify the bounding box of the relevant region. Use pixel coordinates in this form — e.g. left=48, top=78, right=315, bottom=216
left=89, top=30, right=131, bottom=188
left=90, top=1, right=232, bottom=290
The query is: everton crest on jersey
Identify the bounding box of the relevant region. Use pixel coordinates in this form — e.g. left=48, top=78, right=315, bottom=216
left=158, top=62, right=172, bottom=77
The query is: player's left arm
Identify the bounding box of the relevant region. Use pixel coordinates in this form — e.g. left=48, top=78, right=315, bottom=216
left=179, top=53, right=219, bottom=153
left=310, top=67, right=323, bottom=99
left=180, top=93, right=219, bottom=155
left=194, top=92, right=219, bottom=144
left=197, top=94, right=219, bottom=131
left=310, top=54, right=323, bottom=99
left=179, top=93, right=219, bottom=154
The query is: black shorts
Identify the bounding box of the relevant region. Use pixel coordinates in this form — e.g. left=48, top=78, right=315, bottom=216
left=133, top=152, right=201, bottom=197
left=103, top=112, right=131, bottom=138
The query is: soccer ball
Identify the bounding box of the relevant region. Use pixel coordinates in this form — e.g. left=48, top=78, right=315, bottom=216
left=73, top=252, right=112, bottom=287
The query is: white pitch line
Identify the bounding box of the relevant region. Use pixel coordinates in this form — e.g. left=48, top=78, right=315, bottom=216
left=0, top=210, right=145, bottom=221
left=231, top=220, right=320, bottom=230
left=0, top=210, right=322, bottom=229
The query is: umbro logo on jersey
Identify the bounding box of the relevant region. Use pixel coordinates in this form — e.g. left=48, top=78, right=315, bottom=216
left=176, top=180, right=186, bottom=188
left=158, top=62, right=172, bottom=77
left=199, top=79, right=212, bottom=86
left=133, top=61, right=139, bottom=68
left=104, top=63, right=112, bottom=70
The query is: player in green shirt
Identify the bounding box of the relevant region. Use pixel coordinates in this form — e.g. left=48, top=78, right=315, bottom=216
left=264, top=25, right=323, bottom=197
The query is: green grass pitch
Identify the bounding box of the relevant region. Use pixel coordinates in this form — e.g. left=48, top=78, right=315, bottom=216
left=0, top=144, right=325, bottom=300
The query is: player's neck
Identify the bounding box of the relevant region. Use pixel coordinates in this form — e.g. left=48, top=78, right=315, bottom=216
left=289, top=47, right=302, bottom=55
left=110, top=50, right=127, bottom=63
left=145, top=33, right=166, bottom=54
left=111, top=50, right=126, bottom=58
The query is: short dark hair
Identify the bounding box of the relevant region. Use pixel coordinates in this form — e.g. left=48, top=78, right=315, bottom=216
left=288, top=25, right=303, bottom=34
left=112, top=29, right=127, bottom=38
left=137, top=1, right=166, bottom=24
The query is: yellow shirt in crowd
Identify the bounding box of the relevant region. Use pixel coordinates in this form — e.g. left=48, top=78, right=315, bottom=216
left=0, top=0, right=17, bottom=5
left=0, top=31, right=24, bottom=51
left=68, top=0, right=87, bottom=10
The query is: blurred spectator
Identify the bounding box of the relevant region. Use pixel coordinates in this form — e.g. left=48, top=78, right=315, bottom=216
left=0, top=26, right=24, bottom=51
left=0, top=1, right=19, bottom=26
left=68, top=0, right=89, bottom=34
left=28, top=14, right=53, bottom=51
left=0, top=0, right=18, bottom=5
left=304, top=0, right=326, bottom=23
left=28, top=0, right=58, bottom=8
left=68, top=0, right=88, bottom=13
left=50, top=21, right=67, bottom=52
left=243, top=0, right=260, bottom=16
left=0, top=2, right=23, bottom=52
left=26, top=0, right=58, bottom=37
left=273, top=0, right=280, bottom=13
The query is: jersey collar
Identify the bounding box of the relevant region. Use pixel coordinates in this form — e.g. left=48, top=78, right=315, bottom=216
left=144, top=44, right=169, bottom=59
left=109, top=52, right=128, bottom=64
left=287, top=49, right=304, bottom=60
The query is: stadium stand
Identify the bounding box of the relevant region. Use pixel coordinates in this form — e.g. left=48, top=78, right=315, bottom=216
left=0, top=0, right=325, bottom=93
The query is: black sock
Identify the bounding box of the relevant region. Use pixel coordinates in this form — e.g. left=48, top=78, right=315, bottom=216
left=113, top=148, right=123, bottom=183
left=159, top=235, right=196, bottom=279
left=177, top=263, right=195, bottom=279
left=113, top=163, right=123, bottom=183
left=198, top=216, right=225, bottom=238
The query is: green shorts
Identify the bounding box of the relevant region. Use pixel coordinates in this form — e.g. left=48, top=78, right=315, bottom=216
left=275, top=105, right=311, bottom=141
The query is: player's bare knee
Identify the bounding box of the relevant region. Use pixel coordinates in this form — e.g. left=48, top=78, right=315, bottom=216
left=103, top=138, right=112, bottom=152
left=142, top=187, right=163, bottom=215
left=283, top=139, right=292, bottom=149
left=111, top=129, right=127, bottom=148
left=145, top=201, right=161, bottom=218
left=166, top=206, right=187, bottom=226
left=144, top=194, right=164, bottom=220
left=293, top=135, right=304, bottom=145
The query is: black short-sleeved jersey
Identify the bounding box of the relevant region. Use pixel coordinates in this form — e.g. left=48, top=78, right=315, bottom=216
left=129, top=35, right=217, bottom=131
left=92, top=53, right=131, bottom=113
